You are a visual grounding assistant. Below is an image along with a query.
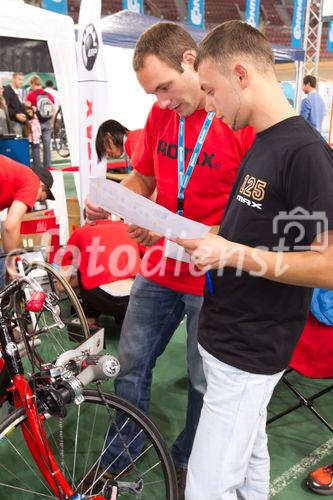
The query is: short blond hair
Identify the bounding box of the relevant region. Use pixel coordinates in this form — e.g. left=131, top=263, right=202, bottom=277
left=29, top=74, right=42, bottom=86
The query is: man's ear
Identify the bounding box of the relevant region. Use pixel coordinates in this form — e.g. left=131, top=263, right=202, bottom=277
left=181, top=49, right=197, bottom=69
left=233, top=63, right=249, bottom=88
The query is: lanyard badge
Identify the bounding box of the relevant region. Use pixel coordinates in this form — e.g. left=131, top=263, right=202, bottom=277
left=177, top=111, right=214, bottom=216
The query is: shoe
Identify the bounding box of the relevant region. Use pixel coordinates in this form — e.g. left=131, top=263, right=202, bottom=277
left=78, top=464, right=114, bottom=496
left=175, top=466, right=187, bottom=500
left=307, top=463, right=333, bottom=495
left=78, top=462, right=134, bottom=496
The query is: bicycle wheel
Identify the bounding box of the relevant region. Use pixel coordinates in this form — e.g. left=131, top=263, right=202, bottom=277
left=0, top=389, right=177, bottom=499
left=53, top=107, right=70, bottom=158
left=15, top=261, right=90, bottom=369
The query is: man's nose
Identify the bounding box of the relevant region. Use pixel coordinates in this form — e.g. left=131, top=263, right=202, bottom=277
left=157, top=96, right=172, bottom=109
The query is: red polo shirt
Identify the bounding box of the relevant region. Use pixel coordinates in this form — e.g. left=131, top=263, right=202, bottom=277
left=131, top=103, right=256, bottom=296
left=124, top=129, right=142, bottom=158
left=61, top=220, right=141, bottom=290
left=0, top=155, right=39, bottom=211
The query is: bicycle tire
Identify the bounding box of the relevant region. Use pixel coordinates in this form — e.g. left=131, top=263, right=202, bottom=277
left=16, top=260, right=90, bottom=369
left=0, top=389, right=177, bottom=499
left=52, top=107, right=70, bottom=159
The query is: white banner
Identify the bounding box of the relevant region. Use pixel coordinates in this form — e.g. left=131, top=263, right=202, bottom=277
left=77, top=0, right=109, bottom=208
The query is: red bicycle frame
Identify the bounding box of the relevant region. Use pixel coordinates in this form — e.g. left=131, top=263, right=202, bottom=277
left=0, top=278, right=106, bottom=500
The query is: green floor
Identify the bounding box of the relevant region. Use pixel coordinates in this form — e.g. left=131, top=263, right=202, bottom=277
left=101, top=319, right=333, bottom=500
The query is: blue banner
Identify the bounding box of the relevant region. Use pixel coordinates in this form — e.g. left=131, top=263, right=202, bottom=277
left=291, top=0, right=306, bottom=48
left=245, top=0, right=260, bottom=28
left=122, top=0, right=143, bottom=15
left=328, top=21, right=333, bottom=52
left=42, top=0, right=67, bottom=15
left=188, top=0, right=205, bottom=30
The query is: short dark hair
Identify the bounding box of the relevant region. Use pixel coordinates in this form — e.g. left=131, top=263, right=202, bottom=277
left=303, top=75, right=317, bottom=88
left=195, top=20, right=275, bottom=75
left=45, top=80, right=54, bottom=88
left=133, top=22, right=197, bottom=73
left=95, top=119, right=129, bottom=161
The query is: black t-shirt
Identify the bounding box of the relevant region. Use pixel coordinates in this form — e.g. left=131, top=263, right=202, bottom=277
left=199, top=116, right=333, bottom=375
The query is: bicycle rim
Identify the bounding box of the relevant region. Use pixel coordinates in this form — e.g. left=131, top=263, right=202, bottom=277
left=16, top=261, right=90, bottom=369
left=0, top=389, right=177, bottom=499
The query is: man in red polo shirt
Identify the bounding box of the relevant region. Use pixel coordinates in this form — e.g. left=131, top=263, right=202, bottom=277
left=0, top=154, right=55, bottom=288
left=85, top=22, right=255, bottom=497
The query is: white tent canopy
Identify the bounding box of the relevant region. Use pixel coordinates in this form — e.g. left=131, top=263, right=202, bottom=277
left=101, top=44, right=155, bottom=131
left=0, top=0, right=79, bottom=166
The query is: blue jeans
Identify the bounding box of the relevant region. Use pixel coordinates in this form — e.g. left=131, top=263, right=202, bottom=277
left=30, top=142, right=41, bottom=169
left=40, top=121, right=52, bottom=168
left=102, top=274, right=206, bottom=471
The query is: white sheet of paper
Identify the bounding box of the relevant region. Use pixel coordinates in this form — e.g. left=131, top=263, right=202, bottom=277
left=89, top=177, right=211, bottom=240
left=164, top=239, right=191, bottom=263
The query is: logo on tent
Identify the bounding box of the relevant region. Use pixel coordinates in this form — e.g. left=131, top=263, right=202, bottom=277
left=82, top=23, right=99, bottom=71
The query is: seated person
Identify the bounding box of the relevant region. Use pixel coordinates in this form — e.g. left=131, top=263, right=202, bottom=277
left=95, top=119, right=142, bottom=170
left=59, top=219, right=141, bottom=328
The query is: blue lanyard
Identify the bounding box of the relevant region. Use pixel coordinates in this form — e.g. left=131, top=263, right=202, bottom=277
left=177, top=111, right=215, bottom=216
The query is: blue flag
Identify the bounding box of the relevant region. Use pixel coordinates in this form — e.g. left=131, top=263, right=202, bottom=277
left=328, top=21, right=333, bottom=52
left=122, top=0, right=143, bottom=14
left=42, top=0, right=67, bottom=15
left=188, top=0, right=205, bottom=30
left=291, top=0, right=306, bottom=48
left=245, top=0, right=260, bottom=28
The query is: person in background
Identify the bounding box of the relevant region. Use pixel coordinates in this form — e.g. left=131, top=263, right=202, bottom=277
left=0, top=155, right=55, bottom=288
left=59, top=219, right=141, bottom=329
left=24, top=102, right=42, bottom=169
left=95, top=119, right=142, bottom=172
left=0, top=78, right=11, bottom=134
left=44, top=80, right=61, bottom=114
left=3, top=72, right=27, bottom=136
left=26, top=75, right=55, bottom=168
left=301, top=75, right=325, bottom=133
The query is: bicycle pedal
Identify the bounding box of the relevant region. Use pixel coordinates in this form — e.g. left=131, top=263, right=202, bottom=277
left=103, top=480, right=119, bottom=499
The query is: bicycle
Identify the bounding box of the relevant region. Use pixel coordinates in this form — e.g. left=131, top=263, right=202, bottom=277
left=52, top=107, right=70, bottom=159
left=0, top=273, right=177, bottom=499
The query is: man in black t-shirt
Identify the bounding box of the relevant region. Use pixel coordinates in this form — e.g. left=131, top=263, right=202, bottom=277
left=3, top=72, right=27, bottom=136
left=178, top=21, right=333, bottom=500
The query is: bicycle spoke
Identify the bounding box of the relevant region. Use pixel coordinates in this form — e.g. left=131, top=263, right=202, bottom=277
left=71, top=403, right=80, bottom=488
left=82, top=400, right=100, bottom=483
left=3, top=436, right=53, bottom=494
left=0, top=482, right=54, bottom=498
left=0, top=391, right=176, bottom=499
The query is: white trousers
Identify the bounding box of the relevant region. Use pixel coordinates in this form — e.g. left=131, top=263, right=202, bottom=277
left=185, top=346, right=283, bottom=500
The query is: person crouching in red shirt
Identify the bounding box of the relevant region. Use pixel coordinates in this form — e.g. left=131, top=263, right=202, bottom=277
left=59, top=220, right=141, bottom=330
left=0, top=155, right=55, bottom=287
